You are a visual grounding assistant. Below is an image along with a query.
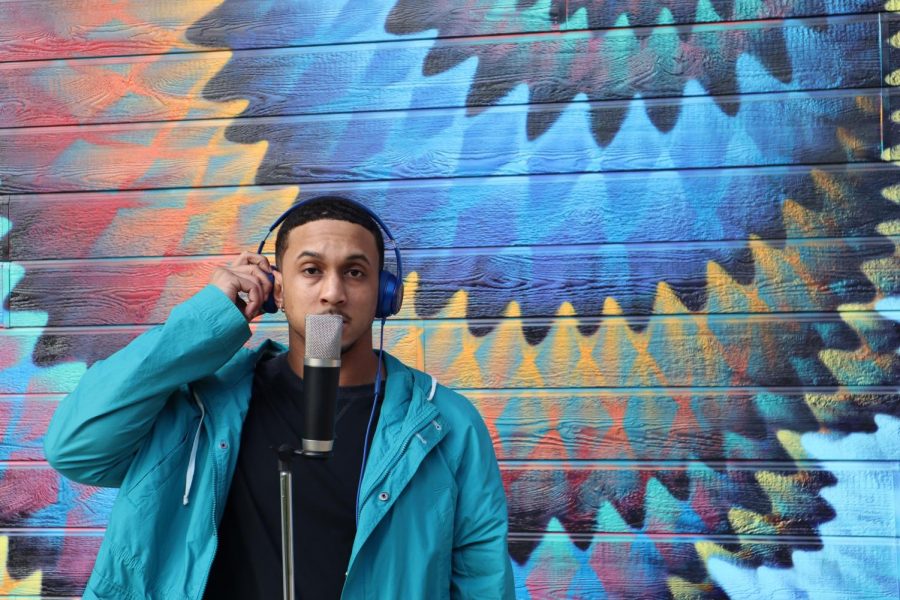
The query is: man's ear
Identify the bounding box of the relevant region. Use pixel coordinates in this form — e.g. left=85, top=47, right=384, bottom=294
left=272, top=268, right=284, bottom=308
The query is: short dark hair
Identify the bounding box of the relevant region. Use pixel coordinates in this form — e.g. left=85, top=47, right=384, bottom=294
left=274, top=196, right=384, bottom=270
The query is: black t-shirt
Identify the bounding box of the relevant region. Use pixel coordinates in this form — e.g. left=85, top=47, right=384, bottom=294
left=203, top=351, right=383, bottom=599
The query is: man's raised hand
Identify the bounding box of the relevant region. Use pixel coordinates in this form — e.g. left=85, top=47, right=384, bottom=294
left=210, top=252, right=274, bottom=321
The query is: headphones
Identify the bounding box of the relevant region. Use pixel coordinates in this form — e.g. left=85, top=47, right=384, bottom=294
left=256, top=197, right=404, bottom=319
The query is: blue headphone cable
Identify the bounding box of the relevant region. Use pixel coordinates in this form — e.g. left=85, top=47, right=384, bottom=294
left=355, top=317, right=386, bottom=526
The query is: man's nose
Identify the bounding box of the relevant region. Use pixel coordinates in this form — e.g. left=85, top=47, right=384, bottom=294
left=319, top=271, right=347, bottom=305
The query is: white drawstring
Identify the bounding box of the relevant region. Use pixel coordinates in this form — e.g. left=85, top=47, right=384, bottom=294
left=183, top=390, right=206, bottom=506
left=427, top=376, right=437, bottom=402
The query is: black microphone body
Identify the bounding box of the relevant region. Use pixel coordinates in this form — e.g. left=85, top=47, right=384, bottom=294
left=301, top=314, right=343, bottom=458
left=302, top=361, right=340, bottom=457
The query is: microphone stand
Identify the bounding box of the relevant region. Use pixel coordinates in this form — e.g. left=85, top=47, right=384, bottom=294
left=278, top=313, right=342, bottom=600
left=277, top=444, right=323, bottom=600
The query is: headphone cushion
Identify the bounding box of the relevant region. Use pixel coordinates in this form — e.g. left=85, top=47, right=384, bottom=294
left=262, top=271, right=279, bottom=314
left=377, top=270, right=403, bottom=319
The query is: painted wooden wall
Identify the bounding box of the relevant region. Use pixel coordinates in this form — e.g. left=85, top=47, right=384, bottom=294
left=1, top=1, right=898, bottom=597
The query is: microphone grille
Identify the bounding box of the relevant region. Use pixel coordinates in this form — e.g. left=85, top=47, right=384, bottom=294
left=305, top=314, right=343, bottom=360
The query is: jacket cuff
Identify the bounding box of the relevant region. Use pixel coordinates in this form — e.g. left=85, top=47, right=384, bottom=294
left=181, top=284, right=252, bottom=349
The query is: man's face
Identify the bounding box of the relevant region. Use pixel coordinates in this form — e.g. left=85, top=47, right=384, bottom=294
left=273, top=219, right=380, bottom=353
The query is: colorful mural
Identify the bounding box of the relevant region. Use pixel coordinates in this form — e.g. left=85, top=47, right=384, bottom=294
left=0, top=0, right=898, bottom=598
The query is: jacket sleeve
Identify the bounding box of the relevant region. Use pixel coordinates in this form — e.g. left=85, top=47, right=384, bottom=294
left=450, top=406, right=516, bottom=599
left=43, top=284, right=251, bottom=488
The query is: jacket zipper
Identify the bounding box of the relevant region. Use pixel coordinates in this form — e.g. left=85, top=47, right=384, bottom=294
left=354, top=408, right=438, bottom=525
left=195, top=389, right=219, bottom=600
left=344, top=411, right=439, bottom=598
left=353, top=379, right=441, bottom=536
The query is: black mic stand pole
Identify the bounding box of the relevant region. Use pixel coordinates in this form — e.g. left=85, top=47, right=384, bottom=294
left=277, top=444, right=303, bottom=600
left=277, top=443, right=331, bottom=600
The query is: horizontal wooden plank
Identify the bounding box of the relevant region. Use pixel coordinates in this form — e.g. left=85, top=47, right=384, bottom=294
left=0, top=312, right=896, bottom=393
left=8, top=163, right=899, bottom=261
left=0, top=14, right=884, bottom=128
left=0, top=322, right=421, bottom=394
left=0, top=466, right=115, bottom=530
left=421, top=312, right=900, bottom=389
left=4, top=388, right=897, bottom=462
left=509, top=533, right=899, bottom=599
left=6, top=236, right=898, bottom=326
left=6, top=184, right=297, bottom=261
left=0, top=88, right=886, bottom=194
left=0, top=463, right=895, bottom=537
left=467, top=389, right=900, bottom=461
left=0, top=0, right=884, bottom=63
left=7, top=258, right=223, bottom=327
left=0, top=396, right=54, bottom=461
left=0, top=0, right=220, bottom=63
left=503, top=462, right=899, bottom=537
left=378, top=1, right=890, bottom=43
left=0, top=532, right=896, bottom=598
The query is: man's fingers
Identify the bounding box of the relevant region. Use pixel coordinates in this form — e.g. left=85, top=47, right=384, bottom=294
left=230, top=251, right=273, bottom=273
left=213, top=254, right=274, bottom=321
left=230, top=264, right=273, bottom=296
left=246, top=253, right=273, bottom=272
left=230, top=271, right=265, bottom=318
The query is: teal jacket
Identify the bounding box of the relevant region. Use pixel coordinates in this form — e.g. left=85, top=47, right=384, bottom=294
left=44, top=285, right=515, bottom=599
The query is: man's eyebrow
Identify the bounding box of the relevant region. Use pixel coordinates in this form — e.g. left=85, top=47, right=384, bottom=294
left=295, top=251, right=371, bottom=265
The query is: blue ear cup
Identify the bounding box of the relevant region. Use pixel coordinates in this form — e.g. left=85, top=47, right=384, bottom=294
left=377, top=270, right=403, bottom=319
left=262, top=270, right=279, bottom=314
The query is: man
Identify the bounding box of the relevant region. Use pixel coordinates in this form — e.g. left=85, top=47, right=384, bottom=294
left=44, top=197, right=515, bottom=599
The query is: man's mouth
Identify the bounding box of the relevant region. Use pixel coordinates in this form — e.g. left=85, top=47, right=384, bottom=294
left=321, top=311, right=350, bottom=324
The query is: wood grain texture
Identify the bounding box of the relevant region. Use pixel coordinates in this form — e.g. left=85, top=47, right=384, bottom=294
left=0, top=532, right=895, bottom=598
left=0, top=0, right=219, bottom=63
left=0, top=396, right=57, bottom=461
left=501, top=462, right=899, bottom=537
left=6, top=236, right=897, bottom=326
left=466, top=389, right=900, bottom=460
left=887, top=14, right=900, bottom=85
left=0, top=14, right=884, bottom=128
left=422, top=311, right=899, bottom=389
left=0, top=465, right=115, bottom=529
left=508, top=533, right=899, bottom=599
left=4, top=389, right=896, bottom=462
left=0, top=89, right=886, bottom=194
left=8, top=162, right=899, bottom=260
left=0, top=463, right=894, bottom=536
left=0, top=532, right=100, bottom=597
left=1, top=0, right=881, bottom=62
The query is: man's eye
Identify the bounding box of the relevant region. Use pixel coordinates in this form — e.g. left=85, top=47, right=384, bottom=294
left=302, top=267, right=320, bottom=275
left=347, top=269, right=364, bottom=278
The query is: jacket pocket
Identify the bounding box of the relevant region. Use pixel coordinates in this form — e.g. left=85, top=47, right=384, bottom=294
left=124, top=429, right=190, bottom=506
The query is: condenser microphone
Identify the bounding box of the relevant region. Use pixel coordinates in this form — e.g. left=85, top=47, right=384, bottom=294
left=302, top=314, right=343, bottom=458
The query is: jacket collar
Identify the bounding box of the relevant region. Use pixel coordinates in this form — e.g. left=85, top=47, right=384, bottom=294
left=199, top=340, right=435, bottom=422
